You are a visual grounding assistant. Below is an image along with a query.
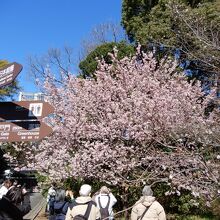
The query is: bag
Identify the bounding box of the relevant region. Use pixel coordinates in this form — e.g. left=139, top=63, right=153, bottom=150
left=55, top=214, right=66, bottom=220
left=54, top=202, right=67, bottom=214
left=73, top=201, right=93, bottom=220
left=49, top=202, right=67, bottom=220
left=98, top=195, right=110, bottom=220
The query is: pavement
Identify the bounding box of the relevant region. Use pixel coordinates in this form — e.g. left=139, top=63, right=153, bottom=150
left=34, top=208, right=48, bottom=220
left=23, top=192, right=47, bottom=220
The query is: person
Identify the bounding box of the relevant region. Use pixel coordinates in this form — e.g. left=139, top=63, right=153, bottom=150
left=65, top=184, right=101, bottom=220
left=65, top=189, right=74, bottom=202
left=46, top=182, right=57, bottom=212
left=94, top=186, right=117, bottom=220
left=131, top=185, right=166, bottom=220
left=0, top=179, right=12, bottom=199
left=49, top=189, right=69, bottom=220
left=21, top=186, right=31, bottom=216
left=0, top=186, right=31, bottom=220
left=8, top=180, right=18, bottom=191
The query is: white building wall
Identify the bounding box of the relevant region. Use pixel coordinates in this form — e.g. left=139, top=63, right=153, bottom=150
left=18, top=92, right=45, bottom=101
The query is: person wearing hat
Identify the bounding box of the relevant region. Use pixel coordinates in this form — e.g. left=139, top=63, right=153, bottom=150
left=46, top=182, right=57, bottom=213
left=131, top=185, right=166, bottom=220
left=94, top=186, right=117, bottom=220
left=65, top=184, right=101, bottom=220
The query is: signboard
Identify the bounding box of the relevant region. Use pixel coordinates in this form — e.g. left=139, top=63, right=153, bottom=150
left=0, top=62, right=23, bottom=87
left=0, top=121, right=53, bottom=142
left=0, top=101, right=54, bottom=120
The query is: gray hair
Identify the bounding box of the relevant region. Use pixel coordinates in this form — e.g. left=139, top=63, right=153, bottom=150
left=142, top=185, right=153, bottom=196
left=55, top=189, right=66, bottom=202
left=100, top=186, right=110, bottom=194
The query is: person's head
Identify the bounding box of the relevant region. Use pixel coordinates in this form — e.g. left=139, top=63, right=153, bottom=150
left=3, top=179, right=12, bottom=189
left=100, top=186, right=110, bottom=194
left=79, top=184, right=91, bottom=197
left=55, top=189, right=66, bottom=202
left=13, top=180, right=18, bottom=186
left=6, top=187, right=23, bottom=204
left=142, top=185, right=153, bottom=196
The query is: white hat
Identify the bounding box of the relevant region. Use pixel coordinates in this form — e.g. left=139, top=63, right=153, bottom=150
left=79, top=184, right=92, bottom=196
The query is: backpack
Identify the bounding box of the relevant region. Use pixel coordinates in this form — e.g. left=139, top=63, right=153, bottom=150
left=54, top=212, right=66, bottom=220
left=54, top=201, right=67, bottom=215
left=98, top=195, right=110, bottom=220
left=72, top=201, right=94, bottom=220
left=49, top=202, right=67, bottom=220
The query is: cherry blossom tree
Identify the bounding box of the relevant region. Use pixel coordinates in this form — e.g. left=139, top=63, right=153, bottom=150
left=5, top=47, right=220, bottom=199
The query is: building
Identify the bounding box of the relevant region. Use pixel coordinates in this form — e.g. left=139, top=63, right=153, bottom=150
left=18, top=92, right=45, bottom=101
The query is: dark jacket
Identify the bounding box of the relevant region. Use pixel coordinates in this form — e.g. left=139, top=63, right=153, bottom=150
left=0, top=196, right=23, bottom=220
left=0, top=194, right=31, bottom=220
left=49, top=201, right=69, bottom=220
left=18, top=193, right=31, bottom=216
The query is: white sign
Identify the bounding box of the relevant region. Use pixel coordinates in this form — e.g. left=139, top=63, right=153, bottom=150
left=28, top=103, right=43, bottom=117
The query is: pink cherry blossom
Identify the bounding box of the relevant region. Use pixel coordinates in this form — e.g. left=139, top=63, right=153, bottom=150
left=5, top=48, right=220, bottom=198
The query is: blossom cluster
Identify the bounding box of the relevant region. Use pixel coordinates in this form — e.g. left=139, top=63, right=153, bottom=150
left=7, top=48, right=220, bottom=197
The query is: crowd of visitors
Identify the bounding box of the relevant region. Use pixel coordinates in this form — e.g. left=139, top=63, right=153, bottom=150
left=0, top=179, right=166, bottom=220
left=46, top=184, right=166, bottom=220
left=0, top=179, right=31, bottom=220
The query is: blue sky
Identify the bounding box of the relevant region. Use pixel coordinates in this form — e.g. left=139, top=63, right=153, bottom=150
left=0, top=0, right=122, bottom=96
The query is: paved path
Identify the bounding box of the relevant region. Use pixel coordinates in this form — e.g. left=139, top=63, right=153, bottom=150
left=35, top=208, right=48, bottom=220
left=24, top=192, right=46, bottom=220
left=30, top=193, right=44, bottom=209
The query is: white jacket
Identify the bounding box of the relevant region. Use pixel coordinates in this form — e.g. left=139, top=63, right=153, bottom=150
left=95, top=193, right=117, bottom=220
left=47, top=187, right=56, bottom=202
left=0, top=185, right=8, bottom=199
